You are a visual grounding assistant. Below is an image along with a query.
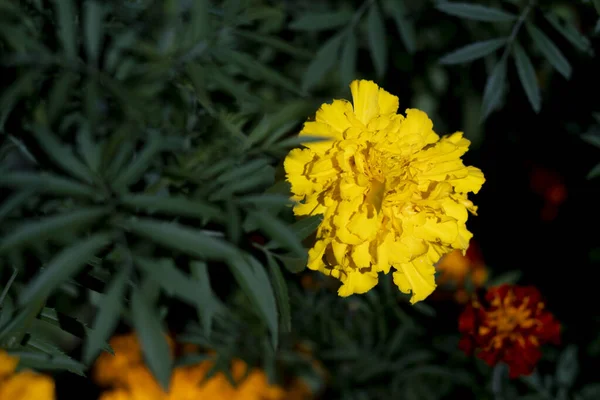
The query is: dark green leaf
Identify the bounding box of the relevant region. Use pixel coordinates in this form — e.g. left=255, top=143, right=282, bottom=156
left=135, top=257, right=199, bottom=304
left=264, top=250, right=291, bottom=333
left=248, top=100, right=313, bottom=146
left=190, top=0, right=209, bottom=41
left=53, top=0, right=77, bottom=59
left=190, top=261, right=219, bottom=336
left=83, top=265, right=130, bottom=365
left=30, top=125, right=93, bottom=184
left=513, top=42, right=541, bottom=113
left=480, top=60, right=507, bottom=121
left=83, top=1, right=104, bottom=65
left=487, top=270, right=522, bottom=286
left=302, top=34, right=343, bottom=92
left=0, top=190, right=33, bottom=223
left=436, top=2, right=516, bottom=22
left=48, top=73, right=76, bottom=123
left=250, top=210, right=306, bottom=258
left=527, top=23, right=572, bottom=79
left=581, top=132, right=600, bottom=149
left=76, top=123, right=102, bottom=173
left=387, top=0, right=416, bottom=53
left=112, top=131, right=162, bottom=193
left=131, top=287, right=172, bottom=391
left=216, top=159, right=271, bottom=184
left=11, top=350, right=86, bottom=376
left=439, top=38, right=506, bottom=65
left=556, top=345, right=578, bottom=388
left=227, top=254, right=278, bottom=348
left=122, top=218, right=237, bottom=261
left=340, top=31, right=357, bottom=87
left=272, top=135, right=330, bottom=149
left=290, top=214, right=323, bottom=241
left=119, top=194, right=223, bottom=223
left=0, top=70, right=41, bottom=131
left=289, top=10, right=353, bottom=31
left=545, top=13, right=592, bottom=54
left=587, top=163, right=600, bottom=180
left=235, top=30, right=313, bottom=59
left=0, top=207, right=108, bottom=253
left=0, top=172, right=97, bottom=198
left=367, top=4, right=387, bottom=77
left=18, top=233, right=113, bottom=306
left=238, top=194, right=294, bottom=209
left=273, top=253, right=307, bottom=273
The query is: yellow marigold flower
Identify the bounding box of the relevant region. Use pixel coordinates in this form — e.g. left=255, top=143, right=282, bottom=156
left=284, top=79, right=484, bottom=303
left=0, top=351, right=55, bottom=400
left=0, top=350, right=18, bottom=380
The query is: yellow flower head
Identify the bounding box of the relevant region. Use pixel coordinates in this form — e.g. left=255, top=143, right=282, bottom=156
left=0, top=351, right=55, bottom=400
left=284, top=80, right=484, bottom=303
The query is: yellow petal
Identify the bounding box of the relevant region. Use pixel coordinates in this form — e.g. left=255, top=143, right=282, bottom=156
left=307, top=240, right=328, bottom=271
left=0, top=350, right=18, bottom=379
left=315, top=99, right=353, bottom=133
left=450, top=166, right=485, bottom=194
left=349, top=80, right=381, bottom=125
left=284, top=148, right=314, bottom=197
left=338, top=269, right=379, bottom=297
left=351, top=241, right=372, bottom=268
left=392, top=258, right=436, bottom=304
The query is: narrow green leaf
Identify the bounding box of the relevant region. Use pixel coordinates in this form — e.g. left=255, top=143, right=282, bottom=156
left=210, top=165, right=274, bottom=200
left=582, top=132, right=600, bottom=148
left=235, top=30, right=313, bottom=59
left=0, top=70, right=41, bottom=131
left=340, top=31, right=357, bottom=87
left=545, top=13, right=592, bottom=54
left=135, top=257, right=199, bottom=304
left=248, top=100, right=313, bottom=147
left=83, top=0, right=104, bottom=65
left=264, top=250, right=291, bottom=333
left=186, top=64, right=214, bottom=114
left=439, top=38, right=506, bottom=65
left=388, top=0, right=416, bottom=53
left=190, top=0, right=209, bottom=41
left=83, top=265, right=130, bottom=365
left=120, top=194, right=223, bottom=223
left=131, top=287, right=172, bottom=391
left=556, top=345, right=578, bottom=388
left=0, top=190, right=33, bottom=223
left=513, top=42, right=541, bottom=113
left=31, top=125, right=93, bottom=184
left=290, top=214, right=323, bottom=241
left=250, top=210, right=306, bottom=258
left=0, top=207, right=108, bottom=253
left=593, top=0, right=600, bottom=16
left=227, top=254, right=278, bottom=348
left=0, top=172, right=97, bottom=198
left=11, top=350, right=86, bottom=376
left=367, top=4, right=387, bottom=77
left=77, top=122, right=102, bottom=173
left=18, top=233, right=113, bottom=306
left=272, top=135, right=330, bottom=149
left=480, top=60, right=507, bottom=121
left=207, top=65, right=260, bottom=105
left=272, top=253, right=307, bottom=274
left=587, top=163, right=600, bottom=180
left=122, top=218, right=237, bottom=261
left=48, top=73, right=76, bottom=123
left=238, top=194, right=293, bottom=209
left=112, top=131, right=162, bottom=193
left=0, top=300, right=44, bottom=346
left=527, top=23, right=572, bottom=79
left=289, top=10, right=353, bottom=31
left=216, top=159, right=271, bottom=184
left=435, top=2, right=516, bottom=22
left=302, top=34, right=343, bottom=92
left=53, top=0, right=77, bottom=59
left=190, top=261, right=219, bottom=336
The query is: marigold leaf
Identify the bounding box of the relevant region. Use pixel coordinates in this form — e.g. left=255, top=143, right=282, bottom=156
left=190, top=261, right=219, bottom=336
left=439, top=38, right=506, bottom=65
left=264, top=250, right=291, bottom=333
left=47, top=73, right=76, bottom=123
left=53, top=0, right=77, bottom=59
left=273, top=253, right=307, bottom=273
left=135, top=257, right=199, bottom=304
left=556, top=345, right=578, bottom=388
left=0, top=207, right=108, bottom=254
left=289, top=10, right=353, bottom=31
left=302, top=34, right=343, bottom=92
left=587, top=162, right=600, bottom=180
left=513, top=42, right=541, bottom=113
left=340, top=31, right=357, bottom=87
left=10, top=350, right=86, bottom=376
left=83, top=0, right=104, bottom=65
left=76, top=122, right=102, bottom=173
left=367, top=3, right=387, bottom=78
left=250, top=210, right=306, bottom=258
left=131, top=287, right=172, bottom=391
left=83, top=265, right=130, bottom=365
left=18, top=233, right=113, bottom=307
left=435, top=2, right=516, bottom=22
left=480, top=59, right=507, bottom=121
left=112, top=131, right=162, bottom=193
left=119, top=194, right=222, bottom=223
left=0, top=172, right=97, bottom=198
left=0, top=190, right=33, bottom=223
left=545, top=13, right=592, bottom=54
left=527, top=22, right=572, bottom=79
left=122, top=217, right=238, bottom=261
left=386, top=0, right=416, bottom=53
left=290, top=214, right=323, bottom=241
left=235, top=29, right=313, bottom=59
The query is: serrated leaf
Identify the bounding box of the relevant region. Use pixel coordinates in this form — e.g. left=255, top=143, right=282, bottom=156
left=227, top=254, right=278, bottom=348
left=112, top=131, right=162, bottom=193
left=250, top=210, right=306, bottom=258
left=289, top=10, right=353, bottom=31
left=513, top=42, right=541, bottom=113
left=122, top=218, right=238, bottom=261
left=387, top=0, right=416, bottom=53
left=248, top=100, right=313, bottom=147
left=436, top=2, right=516, bottom=22
left=264, top=250, right=291, bottom=333
left=0, top=207, right=108, bottom=253
left=18, top=233, right=113, bottom=307
left=527, top=23, right=571, bottom=79
left=238, top=194, right=294, bottom=209
left=545, top=13, right=592, bottom=54
left=480, top=60, right=507, bottom=121
left=272, top=135, right=329, bottom=150
left=119, top=194, right=223, bottom=223
left=439, top=38, right=506, bottom=65
left=31, top=125, right=94, bottom=184
left=290, top=214, right=323, bottom=241
left=131, top=287, right=172, bottom=391
left=11, top=350, right=86, bottom=376
left=273, top=253, right=307, bottom=273
left=76, top=123, right=102, bottom=173
left=190, top=261, right=219, bottom=336
left=302, top=34, right=343, bottom=92
left=216, top=159, right=271, bottom=184
left=0, top=172, right=97, bottom=198
left=83, top=265, right=130, bottom=365
left=53, top=0, right=77, bottom=59
left=367, top=4, right=387, bottom=77
left=340, top=31, right=357, bottom=87
left=587, top=163, right=600, bottom=179
left=135, top=257, right=200, bottom=305
left=83, top=0, right=104, bottom=65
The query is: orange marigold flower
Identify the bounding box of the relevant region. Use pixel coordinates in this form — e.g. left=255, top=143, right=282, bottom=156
left=458, top=284, right=561, bottom=378
left=0, top=350, right=55, bottom=400
left=436, top=241, right=488, bottom=303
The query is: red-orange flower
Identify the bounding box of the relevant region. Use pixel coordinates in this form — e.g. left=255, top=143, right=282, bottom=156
left=458, top=284, right=561, bottom=378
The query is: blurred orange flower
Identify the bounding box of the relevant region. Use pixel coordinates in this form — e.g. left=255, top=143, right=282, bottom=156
left=435, top=241, right=488, bottom=303
left=0, top=350, right=55, bottom=400
left=458, top=284, right=561, bottom=378
left=95, top=333, right=315, bottom=400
